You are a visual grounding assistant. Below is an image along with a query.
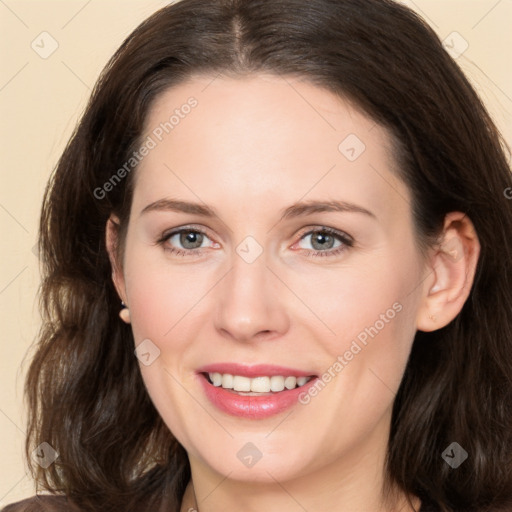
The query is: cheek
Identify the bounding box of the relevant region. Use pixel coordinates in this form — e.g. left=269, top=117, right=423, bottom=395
left=285, top=256, right=421, bottom=460
left=123, top=240, right=211, bottom=344
left=122, top=247, right=207, bottom=445
left=312, top=259, right=417, bottom=337
left=306, top=247, right=422, bottom=389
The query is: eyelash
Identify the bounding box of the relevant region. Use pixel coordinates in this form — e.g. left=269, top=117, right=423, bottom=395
left=156, top=225, right=354, bottom=259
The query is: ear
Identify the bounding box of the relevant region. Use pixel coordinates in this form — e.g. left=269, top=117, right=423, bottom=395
left=105, top=214, right=128, bottom=306
left=416, top=211, right=480, bottom=332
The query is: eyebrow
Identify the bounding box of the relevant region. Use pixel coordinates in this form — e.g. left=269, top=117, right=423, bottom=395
left=140, top=198, right=376, bottom=220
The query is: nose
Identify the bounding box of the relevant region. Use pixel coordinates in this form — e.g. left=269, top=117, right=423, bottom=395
left=213, top=246, right=290, bottom=343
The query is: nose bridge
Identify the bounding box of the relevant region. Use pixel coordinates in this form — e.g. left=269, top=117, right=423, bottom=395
left=213, top=237, right=288, bottom=341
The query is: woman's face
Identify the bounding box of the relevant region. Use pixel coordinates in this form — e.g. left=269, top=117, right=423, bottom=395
left=114, top=75, right=429, bottom=484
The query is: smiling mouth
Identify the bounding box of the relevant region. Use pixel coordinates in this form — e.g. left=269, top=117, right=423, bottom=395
left=202, top=372, right=316, bottom=395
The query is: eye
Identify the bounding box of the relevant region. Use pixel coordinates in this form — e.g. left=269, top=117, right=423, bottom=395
left=157, top=227, right=217, bottom=256
left=294, top=227, right=354, bottom=258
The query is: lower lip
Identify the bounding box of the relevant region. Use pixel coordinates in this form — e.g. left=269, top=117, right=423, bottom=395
left=198, top=373, right=319, bottom=419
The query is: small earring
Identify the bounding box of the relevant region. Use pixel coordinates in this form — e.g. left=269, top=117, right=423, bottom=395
left=119, top=301, right=131, bottom=323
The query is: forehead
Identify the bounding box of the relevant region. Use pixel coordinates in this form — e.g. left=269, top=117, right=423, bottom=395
left=133, top=74, right=411, bottom=225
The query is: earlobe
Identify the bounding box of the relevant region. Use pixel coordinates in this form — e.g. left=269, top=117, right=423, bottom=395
left=416, top=212, right=480, bottom=332
left=119, top=301, right=131, bottom=324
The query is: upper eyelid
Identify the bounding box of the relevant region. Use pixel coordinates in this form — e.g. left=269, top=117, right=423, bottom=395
left=299, top=225, right=352, bottom=240
left=161, top=224, right=216, bottom=242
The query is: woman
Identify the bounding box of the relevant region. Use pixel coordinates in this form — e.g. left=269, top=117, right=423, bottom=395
left=4, top=0, right=512, bottom=511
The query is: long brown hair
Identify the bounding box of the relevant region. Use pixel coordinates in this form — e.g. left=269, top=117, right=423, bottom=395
left=26, top=1, right=512, bottom=511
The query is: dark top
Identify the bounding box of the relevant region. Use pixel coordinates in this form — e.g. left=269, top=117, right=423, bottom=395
left=1, top=496, right=78, bottom=512
left=2, top=494, right=442, bottom=511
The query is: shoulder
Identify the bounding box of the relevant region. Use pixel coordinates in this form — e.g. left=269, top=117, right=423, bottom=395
left=1, top=495, right=80, bottom=512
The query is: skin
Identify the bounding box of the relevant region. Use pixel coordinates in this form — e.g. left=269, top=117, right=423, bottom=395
left=107, top=74, right=480, bottom=512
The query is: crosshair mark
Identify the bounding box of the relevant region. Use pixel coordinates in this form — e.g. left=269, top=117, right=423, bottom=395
left=441, top=441, right=468, bottom=469
left=442, top=31, right=469, bottom=59
left=236, top=442, right=263, bottom=468
left=32, top=442, right=59, bottom=468
left=135, top=338, right=161, bottom=366
left=31, top=31, right=59, bottom=59
left=441, top=236, right=464, bottom=262
left=236, top=236, right=263, bottom=263
left=338, top=134, right=366, bottom=162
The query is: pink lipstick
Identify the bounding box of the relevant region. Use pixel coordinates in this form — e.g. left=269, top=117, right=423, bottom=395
left=196, top=363, right=319, bottom=419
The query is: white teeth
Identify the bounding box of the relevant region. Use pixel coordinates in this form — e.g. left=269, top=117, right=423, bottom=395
left=211, top=372, right=222, bottom=386
left=296, top=376, right=308, bottom=386
left=221, top=373, right=233, bottom=388
left=270, top=376, right=285, bottom=392
left=284, top=376, right=297, bottom=389
left=251, top=376, right=270, bottom=393
left=233, top=375, right=251, bottom=392
left=207, top=373, right=312, bottom=392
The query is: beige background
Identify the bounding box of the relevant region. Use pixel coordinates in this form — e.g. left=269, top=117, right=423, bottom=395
left=1, top=0, right=511, bottom=506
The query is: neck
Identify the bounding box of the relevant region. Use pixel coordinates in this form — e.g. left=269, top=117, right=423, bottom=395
left=179, top=423, right=421, bottom=512
left=180, top=476, right=420, bottom=512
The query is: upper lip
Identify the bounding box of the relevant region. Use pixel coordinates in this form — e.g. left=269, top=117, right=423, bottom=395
left=196, top=363, right=317, bottom=378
